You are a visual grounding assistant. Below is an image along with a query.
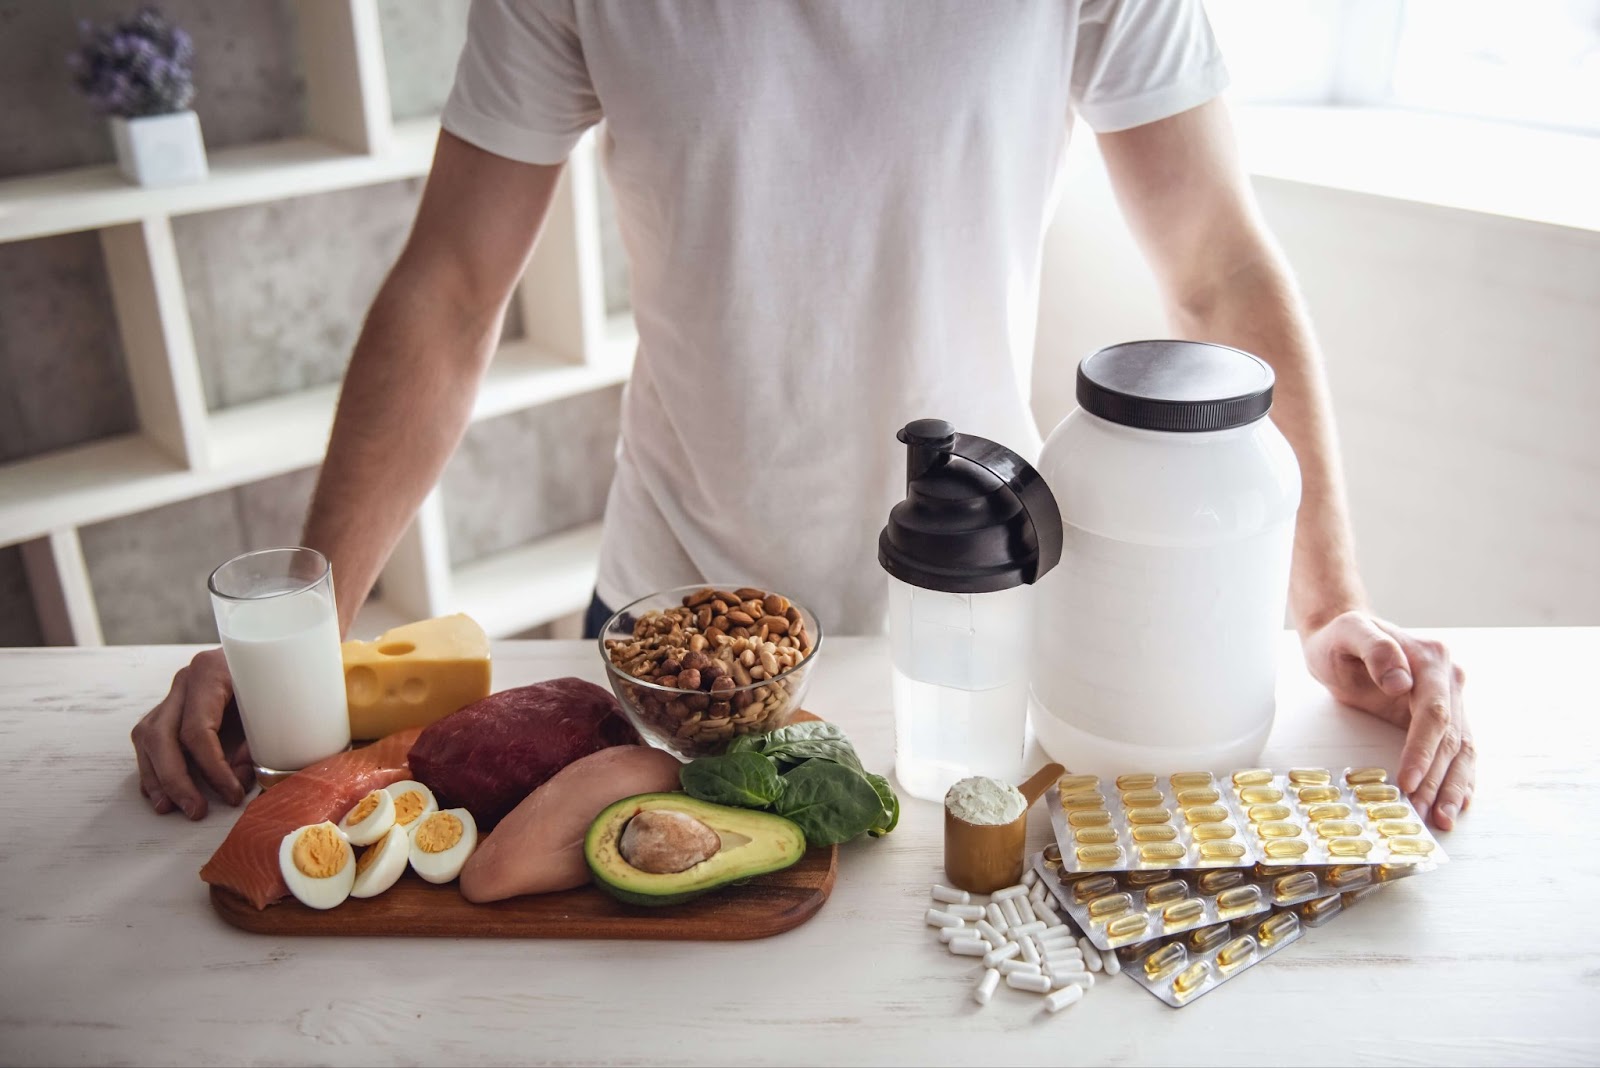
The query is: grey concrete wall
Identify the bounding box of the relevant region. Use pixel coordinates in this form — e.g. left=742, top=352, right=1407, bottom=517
left=0, top=545, right=45, bottom=646
left=376, top=0, right=469, bottom=122
left=0, top=0, right=303, bottom=179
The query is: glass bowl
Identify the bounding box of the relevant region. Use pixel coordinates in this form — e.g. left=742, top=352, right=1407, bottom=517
left=598, top=585, right=823, bottom=759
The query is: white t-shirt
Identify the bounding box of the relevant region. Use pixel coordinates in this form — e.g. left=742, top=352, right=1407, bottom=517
left=442, top=0, right=1227, bottom=634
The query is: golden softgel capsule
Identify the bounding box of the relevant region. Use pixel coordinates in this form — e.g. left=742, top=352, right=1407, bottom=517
left=1074, top=826, right=1118, bottom=844
left=1073, top=874, right=1118, bottom=901
left=1377, top=820, right=1423, bottom=837
left=1256, top=821, right=1301, bottom=838
left=1199, top=841, right=1247, bottom=860
left=1163, top=898, right=1206, bottom=925
left=1068, top=809, right=1112, bottom=828
left=1248, top=803, right=1291, bottom=822
left=1264, top=838, right=1310, bottom=859
left=1183, top=805, right=1229, bottom=824
left=1355, top=784, right=1401, bottom=803
left=1273, top=871, right=1318, bottom=901
left=1217, top=885, right=1263, bottom=912
left=1107, top=913, right=1150, bottom=939
left=1297, top=785, right=1340, bottom=804
left=1060, top=792, right=1106, bottom=811
left=1198, top=869, right=1244, bottom=894
left=1328, top=837, right=1374, bottom=857
left=1190, top=923, right=1230, bottom=953
left=1389, top=836, right=1436, bottom=856
left=1132, top=823, right=1178, bottom=843
left=1170, top=772, right=1214, bottom=789
left=1366, top=803, right=1410, bottom=820
left=1177, top=788, right=1221, bottom=807
left=1305, top=803, right=1352, bottom=822
left=1088, top=892, right=1134, bottom=919
left=1192, top=822, right=1236, bottom=841
left=1143, top=942, right=1187, bottom=979
left=1145, top=879, right=1187, bottom=905
left=1116, top=773, right=1158, bottom=790
left=1126, top=869, right=1172, bottom=886
left=1217, top=935, right=1258, bottom=970
left=1127, top=807, right=1172, bottom=825
left=1345, top=767, right=1387, bottom=785
left=1076, top=844, right=1121, bottom=866
left=1120, top=789, right=1162, bottom=807
left=1288, top=768, right=1332, bottom=785
left=1316, top=820, right=1363, bottom=839
left=1058, top=774, right=1100, bottom=792
left=1258, top=911, right=1300, bottom=946
left=1173, top=960, right=1212, bottom=995
left=1232, top=769, right=1273, bottom=786
left=1239, top=785, right=1284, bottom=804
left=1140, top=842, right=1187, bottom=863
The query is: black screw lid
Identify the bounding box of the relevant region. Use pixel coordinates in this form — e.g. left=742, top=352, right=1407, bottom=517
left=1077, top=340, right=1275, bottom=432
left=878, top=420, right=1063, bottom=594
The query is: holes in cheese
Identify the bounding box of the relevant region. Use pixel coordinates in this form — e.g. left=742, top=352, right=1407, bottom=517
left=341, top=614, right=491, bottom=739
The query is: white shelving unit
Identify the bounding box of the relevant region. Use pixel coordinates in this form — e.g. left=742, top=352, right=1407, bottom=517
left=0, top=0, right=629, bottom=645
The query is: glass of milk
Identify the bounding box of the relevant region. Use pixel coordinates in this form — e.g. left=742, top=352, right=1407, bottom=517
left=208, top=547, right=350, bottom=786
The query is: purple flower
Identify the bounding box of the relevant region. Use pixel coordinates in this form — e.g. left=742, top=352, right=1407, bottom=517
left=66, top=6, right=196, bottom=119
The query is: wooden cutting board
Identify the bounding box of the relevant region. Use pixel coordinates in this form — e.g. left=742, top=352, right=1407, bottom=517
left=210, top=844, right=837, bottom=940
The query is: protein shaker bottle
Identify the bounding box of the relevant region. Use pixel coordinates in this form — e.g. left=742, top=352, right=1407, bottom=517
left=879, top=419, right=1063, bottom=802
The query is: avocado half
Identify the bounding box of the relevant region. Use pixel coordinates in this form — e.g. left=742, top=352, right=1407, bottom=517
left=585, top=792, right=807, bottom=907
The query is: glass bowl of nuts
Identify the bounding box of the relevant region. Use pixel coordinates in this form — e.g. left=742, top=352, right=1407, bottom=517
left=598, top=585, right=823, bottom=759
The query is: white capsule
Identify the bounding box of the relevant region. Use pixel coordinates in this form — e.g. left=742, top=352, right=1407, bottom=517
left=1101, top=949, right=1122, bottom=976
left=974, top=967, right=1001, bottom=1006
left=1043, top=955, right=1086, bottom=973
left=1038, top=937, right=1081, bottom=956
left=949, top=938, right=988, bottom=957
left=1023, top=869, right=1039, bottom=888
left=1000, top=899, right=1023, bottom=928
left=932, top=884, right=971, bottom=905
left=982, top=941, right=1021, bottom=968
left=1045, top=984, right=1085, bottom=1013
left=985, top=903, right=1008, bottom=932
left=998, top=959, right=1041, bottom=977
left=1038, top=924, right=1074, bottom=942
left=976, top=919, right=1005, bottom=946
left=1035, top=902, right=1061, bottom=927
left=947, top=904, right=985, bottom=921
left=938, top=927, right=966, bottom=943
left=992, top=884, right=1029, bottom=902
left=1047, top=969, right=1096, bottom=991
left=1010, top=920, right=1047, bottom=938
left=925, top=908, right=964, bottom=929
left=1006, top=971, right=1053, bottom=994
left=1078, top=936, right=1103, bottom=971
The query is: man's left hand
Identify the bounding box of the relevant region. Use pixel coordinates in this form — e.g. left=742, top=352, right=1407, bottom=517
left=1300, top=611, right=1473, bottom=831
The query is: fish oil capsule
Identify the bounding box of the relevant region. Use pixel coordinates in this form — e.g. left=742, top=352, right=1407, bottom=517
left=1297, top=785, right=1340, bottom=804
left=1238, top=785, right=1284, bottom=805
left=1144, top=879, right=1188, bottom=905
left=1216, top=935, right=1258, bottom=971
left=1072, top=874, right=1119, bottom=901
left=1116, top=773, right=1157, bottom=790
left=1328, top=837, right=1374, bottom=857
left=1140, top=842, right=1187, bottom=863
left=1132, top=823, right=1178, bottom=843
left=1305, top=803, right=1352, bottom=822
left=1377, top=819, right=1423, bottom=837
left=1257, top=911, right=1301, bottom=946
left=1301, top=894, right=1344, bottom=924
left=1041, top=843, right=1062, bottom=864
left=1256, top=821, right=1301, bottom=839
left=1197, top=869, right=1244, bottom=894
left=1177, top=788, right=1222, bottom=807
left=1189, top=923, right=1230, bottom=953
left=1163, top=898, right=1206, bottom=925
left=1248, top=803, right=1291, bottom=822
left=1328, top=865, right=1374, bottom=890
left=1192, top=822, right=1236, bottom=841
left=1143, top=942, right=1187, bottom=979
left=1172, top=960, right=1212, bottom=996
left=1232, top=769, right=1273, bottom=786
left=1355, top=784, right=1401, bottom=803
left=1316, top=820, right=1363, bottom=839
left=1288, top=768, right=1332, bottom=785
left=1273, top=871, right=1319, bottom=901
left=1087, top=892, right=1134, bottom=919
left=1388, top=836, right=1436, bottom=856
left=1120, top=789, right=1162, bottom=807
left=1076, top=844, right=1122, bottom=866
left=1183, top=805, right=1229, bottom=824
left=1216, top=885, right=1263, bottom=912
left=1263, top=838, right=1310, bottom=859
left=1127, top=807, right=1172, bottom=825
left=1074, top=826, right=1118, bottom=845
left=1199, top=841, right=1247, bottom=860
left=1057, top=774, right=1100, bottom=792
left=1366, top=803, right=1410, bottom=821
left=1126, top=869, right=1172, bottom=886
left=1345, top=767, right=1388, bottom=785
left=1170, top=771, right=1214, bottom=789
left=1342, top=884, right=1383, bottom=906
left=1067, top=808, right=1112, bottom=828
left=1060, top=792, right=1106, bottom=811
left=1106, top=913, right=1150, bottom=939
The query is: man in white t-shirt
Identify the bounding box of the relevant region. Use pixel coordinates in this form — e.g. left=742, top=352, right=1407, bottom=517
left=133, top=0, right=1474, bottom=829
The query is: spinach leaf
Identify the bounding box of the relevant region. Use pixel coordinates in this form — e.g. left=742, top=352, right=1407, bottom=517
left=759, top=721, right=865, bottom=771
left=725, top=733, right=767, bottom=757
left=679, top=751, right=783, bottom=809
left=772, top=760, right=884, bottom=846
left=865, top=772, right=900, bottom=837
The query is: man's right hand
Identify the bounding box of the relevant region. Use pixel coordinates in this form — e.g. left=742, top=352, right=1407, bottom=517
left=132, top=649, right=253, bottom=818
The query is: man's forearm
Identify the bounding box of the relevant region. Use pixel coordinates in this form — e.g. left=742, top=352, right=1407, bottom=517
left=1166, top=248, right=1367, bottom=635
left=302, top=262, right=503, bottom=635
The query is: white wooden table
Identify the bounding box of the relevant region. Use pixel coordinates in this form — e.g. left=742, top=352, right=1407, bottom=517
left=2, top=630, right=1597, bottom=1066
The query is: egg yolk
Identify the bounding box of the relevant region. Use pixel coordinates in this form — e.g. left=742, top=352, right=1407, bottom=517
left=415, top=812, right=463, bottom=854
left=292, top=824, right=348, bottom=878
left=394, top=791, right=427, bottom=826
left=348, top=791, right=382, bottom=825
left=356, top=831, right=393, bottom=875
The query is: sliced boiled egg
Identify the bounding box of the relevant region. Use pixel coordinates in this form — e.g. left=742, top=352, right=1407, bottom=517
left=338, top=788, right=396, bottom=846
left=409, top=807, right=477, bottom=884
left=278, top=821, right=355, bottom=909
left=385, top=780, right=438, bottom=834
left=350, top=826, right=410, bottom=899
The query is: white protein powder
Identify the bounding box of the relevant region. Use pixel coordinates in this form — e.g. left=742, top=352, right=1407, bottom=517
left=945, top=775, right=1027, bottom=826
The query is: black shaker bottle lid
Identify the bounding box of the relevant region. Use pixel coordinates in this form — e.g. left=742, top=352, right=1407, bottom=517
left=1077, top=340, right=1274, bottom=432
left=878, top=419, right=1063, bottom=594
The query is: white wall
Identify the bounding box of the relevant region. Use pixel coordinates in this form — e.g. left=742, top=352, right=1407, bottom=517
left=1031, top=133, right=1600, bottom=627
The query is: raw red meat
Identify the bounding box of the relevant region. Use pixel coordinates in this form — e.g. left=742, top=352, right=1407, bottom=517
left=409, top=677, right=639, bottom=828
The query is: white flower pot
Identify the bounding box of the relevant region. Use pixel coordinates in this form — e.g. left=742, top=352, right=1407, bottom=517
left=110, top=110, right=209, bottom=187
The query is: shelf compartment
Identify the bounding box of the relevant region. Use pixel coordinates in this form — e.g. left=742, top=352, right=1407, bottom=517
left=447, top=521, right=603, bottom=638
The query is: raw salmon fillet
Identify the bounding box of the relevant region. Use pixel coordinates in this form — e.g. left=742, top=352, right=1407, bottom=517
left=201, top=728, right=422, bottom=909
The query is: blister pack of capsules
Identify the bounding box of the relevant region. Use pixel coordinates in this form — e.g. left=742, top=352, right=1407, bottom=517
left=1048, top=767, right=1447, bottom=874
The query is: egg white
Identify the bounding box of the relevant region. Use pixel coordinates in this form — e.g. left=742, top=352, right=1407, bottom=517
left=338, top=787, right=396, bottom=846
left=350, top=826, right=410, bottom=899
left=278, top=822, right=355, bottom=909
left=385, top=779, right=439, bottom=833
left=409, top=807, right=478, bottom=884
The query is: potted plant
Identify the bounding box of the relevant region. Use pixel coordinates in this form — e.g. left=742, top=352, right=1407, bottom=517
left=68, top=7, right=207, bottom=187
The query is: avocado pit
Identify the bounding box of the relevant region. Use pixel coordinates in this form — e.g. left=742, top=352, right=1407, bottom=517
left=618, top=809, right=722, bottom=873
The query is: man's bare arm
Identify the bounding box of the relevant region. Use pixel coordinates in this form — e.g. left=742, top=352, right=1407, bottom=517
left=303, top=132, right=565, bottom=634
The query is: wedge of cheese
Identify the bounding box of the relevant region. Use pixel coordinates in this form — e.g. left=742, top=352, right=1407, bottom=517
left=342, top=614, right=492, bottom=740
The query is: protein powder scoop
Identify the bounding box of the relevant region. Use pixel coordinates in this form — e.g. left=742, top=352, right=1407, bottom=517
left=943, top=762, right=1063, bottom=893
